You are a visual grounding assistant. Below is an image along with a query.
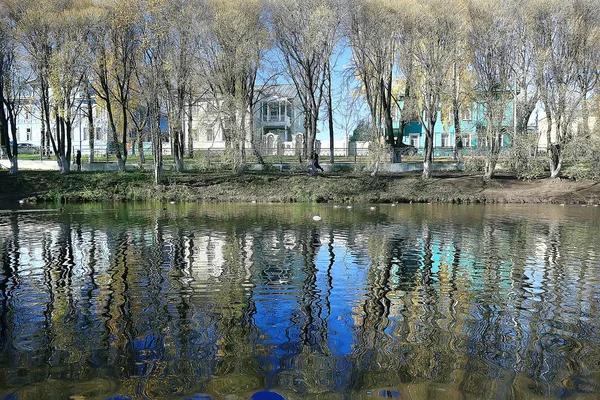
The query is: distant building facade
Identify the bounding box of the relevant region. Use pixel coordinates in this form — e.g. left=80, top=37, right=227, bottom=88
left=184, top=84, right=305, bottom=155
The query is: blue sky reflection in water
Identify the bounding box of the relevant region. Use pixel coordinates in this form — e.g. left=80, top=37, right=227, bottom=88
left=0, top=203, right=599, bottom=399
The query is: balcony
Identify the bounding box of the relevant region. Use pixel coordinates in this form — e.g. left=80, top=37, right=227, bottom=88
left=262, top=114, right=291, bottom=127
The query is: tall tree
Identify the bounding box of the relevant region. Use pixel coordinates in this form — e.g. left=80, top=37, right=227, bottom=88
left=159, top=0, right=200, bottom=172
left=16, top=0, right=58, bottom=171
left=468, top=0, right=515, bottom=179
left=530, top=0, right=598, bottom=178
left=0, top=5, right=24, bottom=175
left=47, top=1, right=93, bottom=174
left=89, top=0, right=140, bottom=172
left=407, top=0, right=464, bottom=178
left=139, top=0, right=168, bottom=184
left=510, top=0, right=539, bottom=139
left=269, top=0, right=339, bottom=165
left=347, top=0, right=401, bottom=160
left=201, top=0, right=271, bottom=173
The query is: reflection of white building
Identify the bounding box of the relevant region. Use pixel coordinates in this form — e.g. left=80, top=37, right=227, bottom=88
left=184, top=84, right=305, bottom=155
left=190, top=234, right=226, bottom=281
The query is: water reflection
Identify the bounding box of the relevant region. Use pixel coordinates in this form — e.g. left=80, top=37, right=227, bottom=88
left=0, top=204, right=599, bottom=399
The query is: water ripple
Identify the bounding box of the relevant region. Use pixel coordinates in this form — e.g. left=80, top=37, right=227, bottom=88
left=1, top=204, right=600, bottom=398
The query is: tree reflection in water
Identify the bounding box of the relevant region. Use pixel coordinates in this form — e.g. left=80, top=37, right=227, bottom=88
left=0, top=203, right=599, bottom=399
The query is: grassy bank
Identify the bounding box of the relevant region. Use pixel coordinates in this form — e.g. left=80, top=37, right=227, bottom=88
left=1, top=170, right=600, bottom=205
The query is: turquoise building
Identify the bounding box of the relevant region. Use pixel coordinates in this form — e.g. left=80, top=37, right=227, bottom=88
left=393, top=101, right=514, bottom=155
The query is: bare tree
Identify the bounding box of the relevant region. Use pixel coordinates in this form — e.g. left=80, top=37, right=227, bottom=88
left=269, top=0, right=339, bottom=165
left=468, top=0, right=515, bottom=179
left=89, top=0, right=140, bottom=172
left=157, top=0, right=201, bottom=173
left=0, top=6, right=26, bottom=174
left=347, top=0, right=401, bottom=161
left=139, top=0, right=170, bottom=184
left=407, top=0, right=464, bottom=178
left=200, top=0, right=271, bottom=173
left=48, top=13, right=89, bottom=174
left=15, top=0, right=58, bottom=170
left=530, top=0, right=598, bottom=178
left=510, top=0, right=539, bottom=138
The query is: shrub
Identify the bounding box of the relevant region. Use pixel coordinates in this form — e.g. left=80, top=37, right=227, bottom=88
left=505, top=134, right=547, bottom=180
left=463, top=156, right=486, bottom=172
left=562, top=136, right=600, bottom=180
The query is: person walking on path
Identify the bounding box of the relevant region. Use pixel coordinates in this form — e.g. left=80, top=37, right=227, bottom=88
left=76, top=150, right=81, bottom=171
left=312, top=152, right=324, bottom=174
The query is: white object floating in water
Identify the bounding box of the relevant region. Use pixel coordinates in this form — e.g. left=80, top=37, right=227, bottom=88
left=18, top=199, right=24, bottom=204
left=370, top=206, right=376, bottom=211
left=346, top=206, right=352, bottom=209
left=312, top=215, right=322, bottom=221
left=392, top=203, right=396, bottom=207
left=169, top=201, right=175, bottom=204
left=252, top=200, right=257, bottom=203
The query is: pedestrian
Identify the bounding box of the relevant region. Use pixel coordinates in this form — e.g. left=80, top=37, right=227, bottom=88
left=76, top=150, right=81, bottom=171
left=313, top=152, right=324, bottom=173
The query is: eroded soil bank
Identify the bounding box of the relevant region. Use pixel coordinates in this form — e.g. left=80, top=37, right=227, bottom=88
left=1, top=170, right=599, bottom=205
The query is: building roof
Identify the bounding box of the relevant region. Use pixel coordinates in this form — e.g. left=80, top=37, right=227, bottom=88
left=255, top=84, right=298, bottom=101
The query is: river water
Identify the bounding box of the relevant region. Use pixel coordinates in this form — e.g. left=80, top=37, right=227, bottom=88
left=0, top=203, right=599, bottom=399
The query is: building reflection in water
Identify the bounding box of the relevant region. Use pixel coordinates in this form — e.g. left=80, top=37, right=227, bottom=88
left=0, top=204, right=599, bottom=398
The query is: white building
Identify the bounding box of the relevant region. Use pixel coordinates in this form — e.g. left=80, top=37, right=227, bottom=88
left=11, top=91, right=112, bottom=157
left=184, top=84, right=306, bottom=156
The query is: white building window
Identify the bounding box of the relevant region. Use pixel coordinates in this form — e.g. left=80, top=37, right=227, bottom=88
left=441, top=132, right=451, bottom=147
left=462, top=107, right=472, bottom=121
left=410, top=134, right=419, bottom=147
left=83, top=127, right=88, bottom=140
left=95, top=127, right=102, bottom=140
left=26, top=128, right=31, bottom=141
left=206, top=127, right=214, bottom=142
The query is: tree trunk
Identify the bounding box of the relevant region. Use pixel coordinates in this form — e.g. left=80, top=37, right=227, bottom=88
left=9, top=157, right=17, bottom=175
left=328, top=99, right=334, bottom=165
left=86, top=84, right=95, bottom=163
left=40, top=114, right=45, bottom=160
left=173, top=126, right=184, bottom=172
left=172, top=99, right=185, bottom=172
left=326, top=62, right=335, bottom=164
left=549, top=143, right=562, bottom=178
left=249, top=103, right=264, bottom=164
left=138, top=128, right=145, bottom=166
left=105, top=96, right=125, bottom=172
left=422, top=114, right=435, bottom=179
left=484, top=154, right=497, bottom=179
left=121, top=102, right=128, bottom=167
left=582, top=94, right=590, bottom=139
left=59, top=155, right=70, bottom=175
left=187, top=101, right=194, bottom=158
left=307, top=108, right=317, bottom=168
left=453, top=62, right=463, bottom=162
left=152, top=100, right=163, bottom=184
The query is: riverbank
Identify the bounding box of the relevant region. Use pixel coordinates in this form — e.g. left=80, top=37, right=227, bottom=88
left=1, top=170, right=600, bottom=205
